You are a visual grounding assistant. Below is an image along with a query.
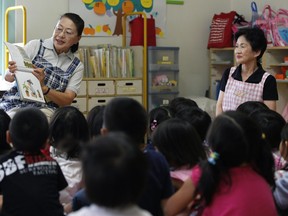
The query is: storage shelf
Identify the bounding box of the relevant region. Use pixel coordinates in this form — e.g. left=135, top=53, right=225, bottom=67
left=148, top=47, right=179, bottom=111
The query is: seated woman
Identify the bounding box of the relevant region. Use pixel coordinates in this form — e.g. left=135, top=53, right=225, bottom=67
left=0, top=13, right=84, bottom=120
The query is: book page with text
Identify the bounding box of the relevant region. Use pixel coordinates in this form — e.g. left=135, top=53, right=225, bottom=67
left=4, top=42, right=33, bottom=72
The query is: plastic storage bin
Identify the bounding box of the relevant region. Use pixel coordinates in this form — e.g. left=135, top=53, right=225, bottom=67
left=148, top=47, right=180, bottom=111
left=149, top=70, right=179, bottom=93
left=148, top=92, right=179, bottom=111
left=148, top=46, right=179, bottom=70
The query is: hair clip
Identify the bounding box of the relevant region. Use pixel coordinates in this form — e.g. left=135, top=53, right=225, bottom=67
left=262, top=133, right=266, bottom=140
left=208, top=151, right=219, bottom=165
left=150, top=120, right=158, bottom=131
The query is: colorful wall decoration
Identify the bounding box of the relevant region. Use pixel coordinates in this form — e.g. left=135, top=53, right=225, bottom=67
left=69, top=0, right=167, bottom=37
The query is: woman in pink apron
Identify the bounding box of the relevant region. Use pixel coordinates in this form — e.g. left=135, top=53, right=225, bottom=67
left=216, top=27, right=278, bottom=116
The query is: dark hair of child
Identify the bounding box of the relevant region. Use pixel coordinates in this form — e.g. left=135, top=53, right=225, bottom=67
left=86, top=105, right=105, bottom=138
left=280, top=123, right=288, bottom=171
left=148, top=105, right=173, bottom=136
left=82, top=132, right=147, bottom=207
left=9, top=107, right=49, bottom=152
left=175, top=107, right=211, bottom=142
left=236, top=101, right=269, bottom=116
left=169, top=97, right=198, bottom=114
left=103, top=97, right=147, bottom=145
left=0, top=109, right=12, bottom=155
left=49, top=106, right=89, bottom=159
left=152, top=118, right=207, bottom=169
left=250, top=109, right=286, bottom=150
left=197, top=111, right=275, bottom=205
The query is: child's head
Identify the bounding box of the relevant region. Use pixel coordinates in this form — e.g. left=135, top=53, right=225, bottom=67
left=198, top=111, right=274, bottom=204
left=0, top=109, right=12, bottom=154
left=148, top=105, right=173, bottom=136
left=152, top=118, right=206, bottom=168
left=236, top=101, right=269, bottom=116
left=170, top=97, right=198, bottom=114
left=82, top=132, right=147, bottom=207
left=175, top=107, right=211, bottom=142
left=280, top=123, right=288, bottom=161
left=102, top=97, right=147, bottom=145
left=49, top=106, right=89, bottom=159
left=8, top=107, right=48, bottom=152
left=206, top=111, right=250, bottom=168
left=250, top=109, right=286, bottom=150
left=87, top=105, right=105, bottom=138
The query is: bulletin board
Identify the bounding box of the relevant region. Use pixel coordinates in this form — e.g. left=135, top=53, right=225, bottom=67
left=68, top=0, right=167, bottom=37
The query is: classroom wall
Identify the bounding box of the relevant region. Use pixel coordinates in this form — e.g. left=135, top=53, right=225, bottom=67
left=14, top=0, right=288, bottom=98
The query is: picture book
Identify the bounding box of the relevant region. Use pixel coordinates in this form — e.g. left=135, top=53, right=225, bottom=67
left=4, top=41, right=34, bottom=72
left=4, top=42, right=45, bottom=103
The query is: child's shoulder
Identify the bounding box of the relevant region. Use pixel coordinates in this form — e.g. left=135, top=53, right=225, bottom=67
left=144, top=149, right=166, bottom=163
left=144, top=149, right=170, bottom=171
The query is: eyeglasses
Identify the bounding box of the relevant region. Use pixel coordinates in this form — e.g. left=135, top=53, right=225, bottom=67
left=54, top=26, right=76, bottom=37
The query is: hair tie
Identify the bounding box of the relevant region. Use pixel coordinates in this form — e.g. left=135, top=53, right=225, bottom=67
left=262, top=133, right=266, bottom=140
left=208, top=151, right=220, bottom=165
left=150, top=120, right=158, bottom=131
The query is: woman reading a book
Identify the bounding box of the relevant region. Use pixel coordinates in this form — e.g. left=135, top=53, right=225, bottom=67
left=0, top=13, right=84, bottom=119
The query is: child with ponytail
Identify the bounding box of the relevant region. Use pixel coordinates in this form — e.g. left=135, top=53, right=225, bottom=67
left=164, top=111, right=277, bottom=216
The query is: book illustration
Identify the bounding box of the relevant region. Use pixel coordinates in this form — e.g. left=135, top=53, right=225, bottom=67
left=22, top=79, right=43, bottom=99
left=16, top=72, right=45, bottom=103
left=4, top=42, right=45, bottom=103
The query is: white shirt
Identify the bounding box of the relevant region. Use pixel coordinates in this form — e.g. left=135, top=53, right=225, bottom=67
left=68, top=204, right=152, bottom=216
left=23, top=38, right=84, bottom=94
left=50, top=146, right=83, bottom=204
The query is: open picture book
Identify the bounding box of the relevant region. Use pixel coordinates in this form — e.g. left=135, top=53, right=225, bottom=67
left=4, top=42, right=45, bottom=103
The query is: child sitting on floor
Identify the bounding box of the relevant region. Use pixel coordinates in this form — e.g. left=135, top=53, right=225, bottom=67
left=0, top=107, right=67, bottom=216
left=164, top=111, right=277, bottom=216
left=69, top=132, right=152, bottom=216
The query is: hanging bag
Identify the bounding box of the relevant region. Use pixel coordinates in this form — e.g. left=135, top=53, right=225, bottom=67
left=250, top=1, right=260, bottom=27
left=271, top=8, right=288, bottom=46
left=254, top=5, right=277, bottom=47
left=207, top=11, right=236, bottom=48
left=129, top=15, right=156, bottom=47
left=232, top=13, right=250, bottom=45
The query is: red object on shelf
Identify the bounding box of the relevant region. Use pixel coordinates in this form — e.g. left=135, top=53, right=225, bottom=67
left=275, top=73, right=285, bottom=79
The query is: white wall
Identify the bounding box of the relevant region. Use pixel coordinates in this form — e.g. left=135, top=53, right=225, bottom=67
left=14, top=0, right=288, bottom=98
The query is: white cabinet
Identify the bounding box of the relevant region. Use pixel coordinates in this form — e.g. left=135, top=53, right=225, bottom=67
left=73, top=78, right=144, bottom=115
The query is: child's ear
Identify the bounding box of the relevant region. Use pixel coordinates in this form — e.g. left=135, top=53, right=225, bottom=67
left=6, top=131, right=13, bottom=147
left=285, top=140, right=288, bottom=148
left=100, top=127, right=108, bottom=136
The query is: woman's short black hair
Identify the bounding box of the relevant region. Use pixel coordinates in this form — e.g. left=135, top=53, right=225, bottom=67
left=235, top=27, right=267, bottom=62
left=60, top=13, right=84, bottom=53
left=82, top=132, right=147, bottom=207
left=9, top=107, right=48, bottom=152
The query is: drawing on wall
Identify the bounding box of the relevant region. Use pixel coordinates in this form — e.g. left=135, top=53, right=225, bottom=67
left=68, top=0, right=166, bottom=37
